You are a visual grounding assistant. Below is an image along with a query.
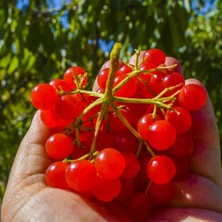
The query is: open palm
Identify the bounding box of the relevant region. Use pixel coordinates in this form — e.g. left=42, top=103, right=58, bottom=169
left=2, top=79, right=222, bottom=222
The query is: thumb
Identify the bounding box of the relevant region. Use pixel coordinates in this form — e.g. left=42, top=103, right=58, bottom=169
left=5, top=111, right=52, bottom=190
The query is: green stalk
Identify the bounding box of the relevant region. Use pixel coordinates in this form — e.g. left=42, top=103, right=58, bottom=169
left=60, top=89, right=102, bottom=97
left=89, top=42, right=122, bottom=155
left=112, top=64, right=178, bottom=95
left=103, top=42, right=122, bottom=99
left=111, top=104, right=155, bottom=157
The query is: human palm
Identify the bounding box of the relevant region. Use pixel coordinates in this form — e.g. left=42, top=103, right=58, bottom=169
left=2, top=79, right=222, bottom=222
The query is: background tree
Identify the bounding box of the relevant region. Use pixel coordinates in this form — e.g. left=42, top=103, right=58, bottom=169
left=0, top=0, right=221, bottom=201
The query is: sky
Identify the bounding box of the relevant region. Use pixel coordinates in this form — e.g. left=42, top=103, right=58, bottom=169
left=191, top=0, right=216, bottom=14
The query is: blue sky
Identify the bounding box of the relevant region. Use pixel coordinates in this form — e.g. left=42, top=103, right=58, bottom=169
left=191, top=0, right=217, bottom=14
left=16, top=0, right=72, bottom=9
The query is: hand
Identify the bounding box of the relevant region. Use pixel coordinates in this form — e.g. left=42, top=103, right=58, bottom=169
left=1, top=79, right=222, bottom=222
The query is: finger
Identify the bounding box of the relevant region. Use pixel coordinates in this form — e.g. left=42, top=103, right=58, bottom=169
left=7, top=111, right=52, bottom=185
left=149, top=206, right=222, bottom=221
left=171, top=174, right=222, bottom=214
left=2, top=111, right=52, bottom=220
left=186, top=79, right=222, bottom=185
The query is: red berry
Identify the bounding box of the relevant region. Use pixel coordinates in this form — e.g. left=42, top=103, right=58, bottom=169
left=137, top=113, right=160, bottom=140
left=66, top=160, right=97, bottom=192
left=40, top=109, right=70, bottom=128
left=30, top=83, right=59, bottom=110
left=96, top=129, right=113, bottom=151
left=94, top=148, right=126, bottom=180
left=45, top=161, right=69, bottom=189
left=121, top=153, right=140, bottom=179
left=113, top=74, right=137, bottom=97
left=49, top=78, right=73, bottom=92
left=165, top=106, right=192, bottom=134
left=112, top=132, right=138, bottom=153
left=148, top=181, right=175, bottom=206
left=143, top=48, right=165, bottom=69
left=55, top=94, right=87, bottom=122
left=55, top=94, right=78, bottom=121
left=148, top=74, right=164, bottom=95
left=92, top=177, right=121, bottom=202
left=97, top=68, right=110, bottom=89
left=116, top=63, right=133, bottom=76
left=162, top=72, right=185, bottom=96
left=108, top=108, right=136, bottom=133
left=146, top=120, right=177, bottom=150
left=147, top=155, right=176, bottom=184
left=138, top=64, right=153, bottom=81
left=63, top=66, right=87, bottom=89
left=178, top=84, right=207, bottom=111
left=45, top=133, right=74, bottom=160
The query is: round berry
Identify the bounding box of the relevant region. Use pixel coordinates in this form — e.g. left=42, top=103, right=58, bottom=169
left=92, top=177, right=121, bottom=202
left=178, top=84, right=207, bottom=111
left=146, top=120, right=177, bottom=150
left=94, top=148, right=126, bottom=180
left=66, top=160, right=97, bottom=192
left=147, top=155, right=176, bottom=184
left=30, top=83, right=59, bottom=110
left=121, top=153, right=140, bottom=179
left=143, top=48, right=165, bottom=69
left=165, top=106, right=192, bottom=134
left=45, top=161, right=69, bottom=189
left=63, top=66, right=87, bottom=89
left=45, top=133, right=74, bottom=160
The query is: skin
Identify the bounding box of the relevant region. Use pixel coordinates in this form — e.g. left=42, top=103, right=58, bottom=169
left=1, top=78, right=222, bottom=222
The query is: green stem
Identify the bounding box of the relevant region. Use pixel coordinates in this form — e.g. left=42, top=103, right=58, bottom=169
left=63, top=150, right=99, bottom=163
left=89, top=42, right=122, bottom=156
left=112, top=69, right=142, bottom=94
left=111, top=104, right=142, bottom=141
left=114, top=96, right=171, bottom=109
left=111, top=104, right=155, bottom=157
left=135, top=49, right=140, bottom=69
left=104, top=42, right=122, bottom=99
left=112, top=64, right=177, bottom=95
left=60, top=89, right=102, bottom=98
left=74, top=97, right=103, bottom=128
left=89, top=102, right=108, bottom=156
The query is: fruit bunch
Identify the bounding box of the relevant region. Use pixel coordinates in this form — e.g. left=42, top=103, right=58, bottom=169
left=30, top=43, right=207, bottom=220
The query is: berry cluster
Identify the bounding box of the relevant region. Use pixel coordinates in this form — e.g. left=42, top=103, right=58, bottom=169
left=30, top=43, right=207, bottom=220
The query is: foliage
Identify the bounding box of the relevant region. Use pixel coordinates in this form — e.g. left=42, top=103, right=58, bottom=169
left=181, top=0, right=222, bottom=131
left=0, top=0, right=221, bottom=202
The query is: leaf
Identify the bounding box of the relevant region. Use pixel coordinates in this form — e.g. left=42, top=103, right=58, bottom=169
left=7, top=56, right=19, bottom=74
left=0, top=53, right=11, bottom=69
left=41, top=24, right=55, bottom=54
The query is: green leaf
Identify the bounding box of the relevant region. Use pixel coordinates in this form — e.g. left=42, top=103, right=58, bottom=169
left=0, top=53, right=11, bottom=69
left=7, top=55, right=19, bottom=74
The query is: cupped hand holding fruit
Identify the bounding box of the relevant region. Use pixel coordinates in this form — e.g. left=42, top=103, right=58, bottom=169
left=2, top=44, right=222, bottom=221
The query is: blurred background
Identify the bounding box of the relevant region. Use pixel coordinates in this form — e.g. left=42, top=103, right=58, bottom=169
left=0, top=0, right=221, bottom=202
